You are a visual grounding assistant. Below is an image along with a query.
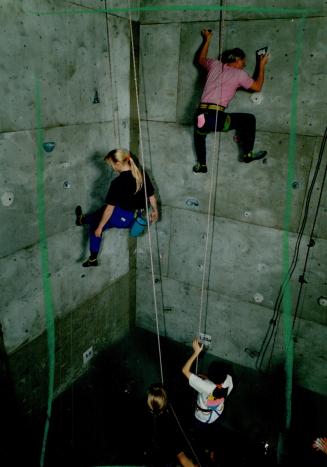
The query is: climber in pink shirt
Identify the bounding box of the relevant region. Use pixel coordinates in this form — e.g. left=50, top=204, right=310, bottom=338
left=193, top=29, right=269, bottom=173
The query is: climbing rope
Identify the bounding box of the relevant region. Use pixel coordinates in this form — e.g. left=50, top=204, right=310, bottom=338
left=127, top=0, right=164, bottom=385
left=127, top=4, right=206, bottom=465
left=169, top=402, right=203, bottom=467
left=196, top=0, right=225, bottom=372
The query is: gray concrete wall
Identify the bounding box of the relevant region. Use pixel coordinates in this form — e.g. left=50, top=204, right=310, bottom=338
left=8, top=272, right=133, bottom=413
left=1, top=0, right=326, bottom=414
left=136, top=2, right=327, bottom=395
left=0, top=0, right=139, bottom=409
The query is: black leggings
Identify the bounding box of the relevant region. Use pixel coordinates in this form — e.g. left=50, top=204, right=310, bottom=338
left=194, top=108, right=256, bottom=164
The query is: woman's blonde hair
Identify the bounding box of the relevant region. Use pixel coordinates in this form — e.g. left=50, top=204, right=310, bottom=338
left=104, top=148, right=143, bottom=193
left=147, top=383, right=168, bottom=414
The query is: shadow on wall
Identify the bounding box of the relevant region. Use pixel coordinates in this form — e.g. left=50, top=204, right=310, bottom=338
left=180, top=48, right=207, bottom=125
left=4, top=328, right=327, bottom=467
left=88, top=151, right=114, bottom=210
left=75, top=151, right=115, bottom=262
left=0, top=324, right=38, bottom=465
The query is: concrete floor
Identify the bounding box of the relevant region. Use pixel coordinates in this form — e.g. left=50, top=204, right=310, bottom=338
left=2, top=328, right=326, bottom=467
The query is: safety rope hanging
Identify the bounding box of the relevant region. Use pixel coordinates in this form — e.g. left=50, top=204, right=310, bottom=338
left=196, top=0, right=225, bottom=373
left=127, top=0, right=164, bottom=385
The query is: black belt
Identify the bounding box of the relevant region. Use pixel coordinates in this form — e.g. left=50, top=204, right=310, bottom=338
left=196, top=404, right=212, bottom=413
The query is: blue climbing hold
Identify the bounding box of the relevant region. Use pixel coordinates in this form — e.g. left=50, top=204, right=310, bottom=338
left=43, top=142, right=56, bottom=152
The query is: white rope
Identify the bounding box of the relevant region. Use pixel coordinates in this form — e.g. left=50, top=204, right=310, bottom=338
left=126, top=6, right=225, bottom=464
left=196, top=2, right=225, bottom=373
left=127, top=0, right=164, bottom=384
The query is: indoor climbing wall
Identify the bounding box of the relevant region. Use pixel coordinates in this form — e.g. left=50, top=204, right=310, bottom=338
left=136, top=0, right=327, bottom=396
left=0, top=0, right=140, bottom=411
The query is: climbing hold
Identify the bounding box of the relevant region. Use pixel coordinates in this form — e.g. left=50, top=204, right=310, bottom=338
left=253, top=292, right=264, bottom=303
left=63, top=181, right=71, bottom=189
left=244, top=347, right=259, bottom=358
left=250, top=93, right=264, bottom=105
left=42, top=142, right=56, bottom=152
left=1, top=191, right=14, bottom=207
left=93, top=90, right=100, bottom=104
left=186, top=198, right=199, bottom=207
left=298, top=274, right=307, bottom=284
left=199, top=332, right=212, bottom=347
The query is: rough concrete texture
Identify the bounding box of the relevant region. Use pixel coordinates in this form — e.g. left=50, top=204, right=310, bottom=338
left=140, top=19, right=326, bottom=133
left=8, top=272, right=132, bottom=414
left=0, top=0, right=326, bottom=424
left=139, top=121, right=325, bottom=233
left=1, top=226, right=130, bottom=351
left=0, top=0, right=138, bottom=401
left=136, top=4, right=327, bottom=396
left=140, top=0, right=325, bottom=23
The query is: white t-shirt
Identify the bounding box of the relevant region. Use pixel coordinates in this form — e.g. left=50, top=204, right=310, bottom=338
left=189, top=373, right=233, bottom=423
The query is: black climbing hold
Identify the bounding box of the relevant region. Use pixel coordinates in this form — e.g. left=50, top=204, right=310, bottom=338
left=93, top=90, right=100, bottom=104
left=298, top=275, right=307, bottom=284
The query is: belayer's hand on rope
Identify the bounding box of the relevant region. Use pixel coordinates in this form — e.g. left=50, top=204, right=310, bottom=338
left=192, top=338, right=204, bottom=355
left=182, top=339, right=203, bottom=380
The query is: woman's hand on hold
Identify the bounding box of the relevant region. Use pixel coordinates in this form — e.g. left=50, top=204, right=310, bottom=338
left=150, top=209, right=158, bottom=224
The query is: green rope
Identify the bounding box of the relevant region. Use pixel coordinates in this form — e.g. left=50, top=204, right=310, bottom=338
left=28, top=4, right=318, bottom=16
left=34, top=77, right=56, bottom=467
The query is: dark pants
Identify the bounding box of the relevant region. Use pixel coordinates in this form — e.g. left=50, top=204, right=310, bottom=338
left=84, top=206, right=135, bottom=254
left=192, top=417, right=221, bottom=451
left=194, top=107, right=256, bottom=164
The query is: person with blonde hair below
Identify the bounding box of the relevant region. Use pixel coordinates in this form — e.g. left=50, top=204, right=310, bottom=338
left=75, top=148, right=158, bottom=267
left=146, top=383, right=198, bottom=467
